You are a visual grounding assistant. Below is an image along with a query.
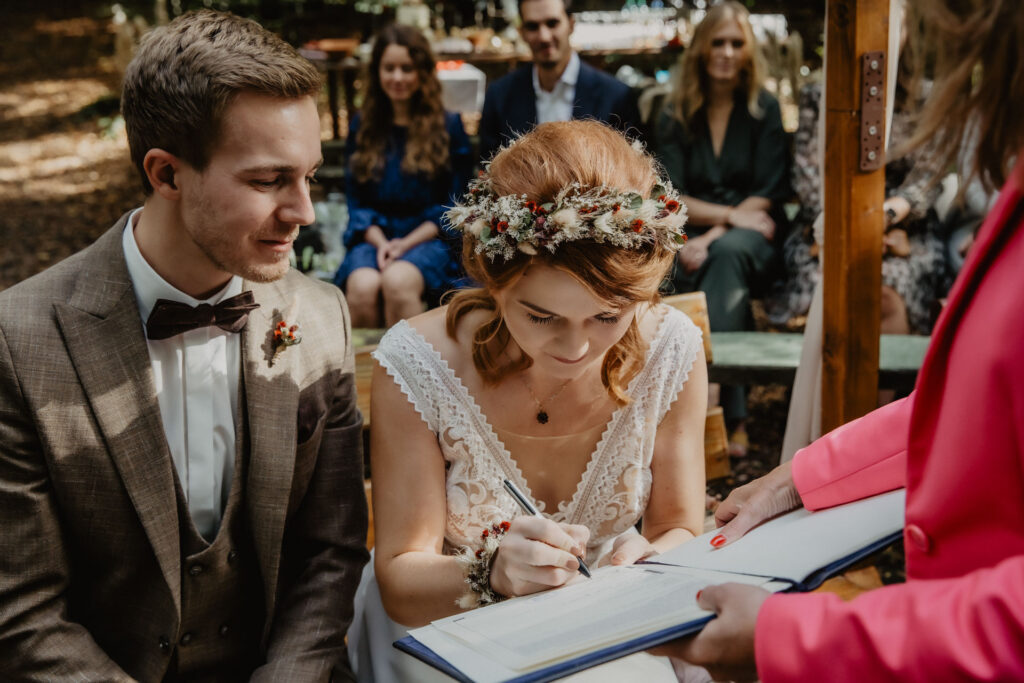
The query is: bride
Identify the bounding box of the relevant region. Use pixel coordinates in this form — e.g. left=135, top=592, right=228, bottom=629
left=349, top=120, right=710, bottom=682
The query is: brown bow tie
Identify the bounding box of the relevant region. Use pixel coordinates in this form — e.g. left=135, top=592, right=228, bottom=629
left=145, top=291, right=260, bottom=341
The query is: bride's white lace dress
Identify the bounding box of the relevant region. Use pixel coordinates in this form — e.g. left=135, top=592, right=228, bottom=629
left=348, top=305, right=706, bottom=682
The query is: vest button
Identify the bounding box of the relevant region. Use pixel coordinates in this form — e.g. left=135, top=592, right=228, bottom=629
left=179, top=632, right=194, bottom=646
left=905, top=523, right=932, bottom=553
left=158, top=636, right=171, bottom=654
left=219, top=623, right=231, bottom=637
left=188, top=563, right=204, bottom=577
left=227, top=549, right=239, bottom=565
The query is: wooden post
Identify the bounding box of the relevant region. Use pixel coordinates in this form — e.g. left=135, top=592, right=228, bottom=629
left=822, top=0, right=889, bottom=432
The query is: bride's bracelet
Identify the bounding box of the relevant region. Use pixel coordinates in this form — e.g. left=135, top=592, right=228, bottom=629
left=455, top=521, right=511, bottom=609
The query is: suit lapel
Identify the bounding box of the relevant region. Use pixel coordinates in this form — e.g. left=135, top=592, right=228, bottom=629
left=241, top=279, right=300, bottom=624
left=508, top=66, right=538, bottom=136
left=55, top=218, right=182, bottom=611
left=573, top=62, right=600, bottom=120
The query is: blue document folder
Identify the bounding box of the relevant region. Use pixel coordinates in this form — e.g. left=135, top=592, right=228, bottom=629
left=394, top=490, right=905, bottom=683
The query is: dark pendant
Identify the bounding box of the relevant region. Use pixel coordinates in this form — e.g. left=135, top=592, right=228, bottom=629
left=536, top=411, right=549, bottom=424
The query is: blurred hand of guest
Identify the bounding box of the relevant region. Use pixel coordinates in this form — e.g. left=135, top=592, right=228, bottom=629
left=678, top=241, right=709, bottom=273
left=678, top=225, right=728, bottom=273
left=376, top=241, right=394, bottom=270
left=651, top=583, right=769, bottom=682
left=489, top=516, right=590, bottom=598
left=883, top=196, right=912, bottom=228
left=883, top=227, right=912, bottom=257
left=377, top=239, right=406, bottom=270
left=727, top=207, right=776, bottom=241
left=958, top=232, right=975, bottom=258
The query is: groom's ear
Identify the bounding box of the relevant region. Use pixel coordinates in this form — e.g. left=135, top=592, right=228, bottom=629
left=144, top=149, right=181, bottom=199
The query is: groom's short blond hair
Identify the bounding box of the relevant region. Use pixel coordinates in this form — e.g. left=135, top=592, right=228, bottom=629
left=121, top=10, right=321, bottom=193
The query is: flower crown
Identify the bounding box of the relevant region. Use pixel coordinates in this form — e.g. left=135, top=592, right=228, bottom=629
left=445, top=175, right=688, bottom=262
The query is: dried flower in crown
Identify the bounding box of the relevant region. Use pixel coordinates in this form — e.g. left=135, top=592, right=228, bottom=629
left=445, top=175, right=688, bottom=262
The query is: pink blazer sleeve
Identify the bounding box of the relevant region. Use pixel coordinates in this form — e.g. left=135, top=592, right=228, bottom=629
left=791, top=394, right=910, bottom=510
left=755, top=553, right=1024, bottom=682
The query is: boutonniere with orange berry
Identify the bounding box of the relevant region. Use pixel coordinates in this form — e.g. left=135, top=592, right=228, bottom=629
left=271, top=319, right=301, bottom=365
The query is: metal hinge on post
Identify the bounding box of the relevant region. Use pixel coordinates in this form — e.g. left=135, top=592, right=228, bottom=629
left=859, top=51, right=886, bottom=171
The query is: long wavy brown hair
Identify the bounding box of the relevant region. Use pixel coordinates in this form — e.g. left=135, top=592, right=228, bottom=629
left=900, top=0, right=1024, bottom=192
left=349, top=24, right=449, bottom=183
left=668, top=1, right=765, bottom=131
left=445, top=121, right=676, bottom=405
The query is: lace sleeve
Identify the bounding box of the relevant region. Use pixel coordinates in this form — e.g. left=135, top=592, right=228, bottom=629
left=649, top=309, right=703, bottom=425
left=370, top=321, right=442, bottom=434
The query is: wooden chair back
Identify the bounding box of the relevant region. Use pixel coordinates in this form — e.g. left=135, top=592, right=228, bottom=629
left=660, top=291, right=729, bottom=479
left=661, top=292, right=713, bottom=363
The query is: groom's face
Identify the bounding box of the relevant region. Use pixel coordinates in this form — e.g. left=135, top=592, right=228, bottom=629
left=176, top=92, right=321, bottom=284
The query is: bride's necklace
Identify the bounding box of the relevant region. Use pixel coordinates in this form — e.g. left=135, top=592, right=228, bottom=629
left=520, top=374, right=573, bottom=425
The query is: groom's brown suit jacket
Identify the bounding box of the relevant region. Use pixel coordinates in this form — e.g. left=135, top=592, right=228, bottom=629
left=0, top=213, right=369, bottom=681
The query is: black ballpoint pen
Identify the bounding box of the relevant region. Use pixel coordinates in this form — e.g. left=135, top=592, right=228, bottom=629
left=502, top=478, right=592, bottom=578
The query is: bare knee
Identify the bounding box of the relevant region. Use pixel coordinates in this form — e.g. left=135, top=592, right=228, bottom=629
left=380, top=262, right=425, bottom=304
left=346, top=268, right=381, bottom=301
left=345, top=268, right=383, bottom=326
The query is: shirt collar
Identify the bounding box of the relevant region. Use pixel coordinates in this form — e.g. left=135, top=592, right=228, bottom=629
left=122, top=208, right=243, bottom=324
left=532, top=51, right=581, bottom=96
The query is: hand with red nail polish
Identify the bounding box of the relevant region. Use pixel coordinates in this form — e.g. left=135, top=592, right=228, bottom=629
left=711, top=461, right=802, bottom=549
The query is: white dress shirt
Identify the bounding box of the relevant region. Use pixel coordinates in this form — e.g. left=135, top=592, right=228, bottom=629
left=122, top=211, right=241, bottom=540
left=533, top=52, right=581, bottom=124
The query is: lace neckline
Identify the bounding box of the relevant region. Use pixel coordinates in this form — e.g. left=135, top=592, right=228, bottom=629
left=392, top=305, right=676, bottom=518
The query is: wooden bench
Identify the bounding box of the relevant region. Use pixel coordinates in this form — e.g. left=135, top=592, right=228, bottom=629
left=706, top=331, right=930, bottom=393
left=352, top=291, right=731, bottom=482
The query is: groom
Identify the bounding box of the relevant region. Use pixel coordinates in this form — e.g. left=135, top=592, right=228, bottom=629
left=0, top=10, right=368, bottom=681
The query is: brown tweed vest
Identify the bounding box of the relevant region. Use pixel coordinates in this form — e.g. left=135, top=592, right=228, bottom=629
left=163, top=396, right=265, bottom=682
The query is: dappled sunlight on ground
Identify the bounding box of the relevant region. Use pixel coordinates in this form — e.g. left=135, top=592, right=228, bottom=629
left=0, top=10, right=142, bottom=290
left=0, top=78, right=113, bottom=122
left=0, top=128, right=129, bottom=201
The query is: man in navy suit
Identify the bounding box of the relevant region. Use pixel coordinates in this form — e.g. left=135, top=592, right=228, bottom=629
left=477, top=0, right=642, bottom=164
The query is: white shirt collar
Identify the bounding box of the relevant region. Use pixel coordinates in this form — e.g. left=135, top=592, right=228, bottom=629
left=122, top=208, right=243, bottom=325
left=532, top=51, right=581, bottom=97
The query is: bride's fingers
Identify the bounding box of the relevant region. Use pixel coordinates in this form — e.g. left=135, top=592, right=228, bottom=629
left=609, top=535, right=657, bottom=566
left=560, top=523, right=591, bottom=550
left=506, top=560, right=579, bottom=590
left=511, top=516, right=585, bottom=556
left=492, top=535, right=582, bottom=596
left=501, top=532, right=579, bottom=570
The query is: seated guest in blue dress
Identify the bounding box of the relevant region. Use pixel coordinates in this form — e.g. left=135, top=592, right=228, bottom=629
left=334, top=24, right=472, bottom=328
left=653, top=1, right=789, bottom=454
left=476, top=0, right=642, bottom=164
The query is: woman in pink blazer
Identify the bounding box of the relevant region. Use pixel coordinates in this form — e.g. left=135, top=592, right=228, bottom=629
left=659, top=0, right=1024, bottom=680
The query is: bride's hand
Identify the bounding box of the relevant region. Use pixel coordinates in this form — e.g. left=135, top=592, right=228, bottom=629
left=489, top=517, right=590, bottom=598
left=607, top=533, right=659, bottom=566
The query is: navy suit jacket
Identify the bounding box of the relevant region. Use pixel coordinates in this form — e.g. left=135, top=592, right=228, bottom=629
left=477, top=58, right=642, bottom=164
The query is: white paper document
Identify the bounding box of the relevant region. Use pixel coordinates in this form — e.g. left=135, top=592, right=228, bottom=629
left=433, top=565, right=772, bottom=672
left=399, top=489, right=906, bottom=683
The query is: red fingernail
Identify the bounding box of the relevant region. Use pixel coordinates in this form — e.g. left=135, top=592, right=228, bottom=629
left=710, top=535, right=726, bottom=548
left=696, top=590, right=702, bottom=601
